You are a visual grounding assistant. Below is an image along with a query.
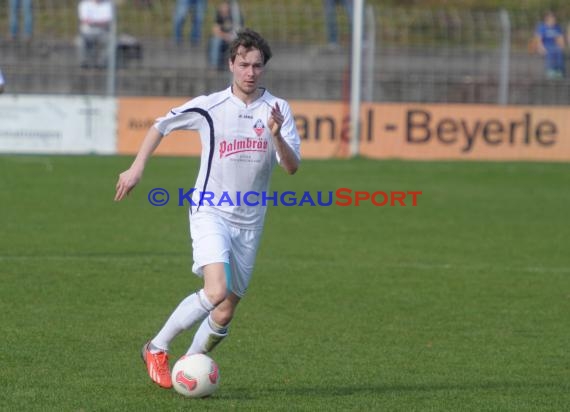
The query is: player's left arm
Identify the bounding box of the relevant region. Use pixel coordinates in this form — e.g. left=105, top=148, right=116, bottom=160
left=269, top=102, right=300, bottom=175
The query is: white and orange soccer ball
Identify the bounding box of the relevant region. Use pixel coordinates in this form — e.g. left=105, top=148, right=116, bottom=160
left=171, top=354, right=220, bottom=398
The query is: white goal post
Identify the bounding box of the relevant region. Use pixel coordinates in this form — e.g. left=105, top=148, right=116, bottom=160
left=350, top=0, right=365, bottom=157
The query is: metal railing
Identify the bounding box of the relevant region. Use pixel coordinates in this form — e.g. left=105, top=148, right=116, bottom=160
left=1, top=1, right=568, bottom=104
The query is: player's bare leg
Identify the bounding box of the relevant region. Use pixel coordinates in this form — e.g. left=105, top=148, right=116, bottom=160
left=187, top=258, right=239, bottom=355
left=202, top=263, right=229, bottom=307
left=187, top=293, right=240, bottom=355
left=143, top=263, right=228, bottom=388
left=151, top=263, right=227, bottom=350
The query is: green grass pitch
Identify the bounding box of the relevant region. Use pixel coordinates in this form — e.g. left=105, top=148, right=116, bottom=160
left=1, top=155, right=569, bottom=411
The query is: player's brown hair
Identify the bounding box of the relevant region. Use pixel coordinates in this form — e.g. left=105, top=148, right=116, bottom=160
left=229, top=28, right=272, bottom=65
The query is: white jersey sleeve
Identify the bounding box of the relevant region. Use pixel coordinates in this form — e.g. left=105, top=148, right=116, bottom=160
left=154, top=96, right=209, bottom=135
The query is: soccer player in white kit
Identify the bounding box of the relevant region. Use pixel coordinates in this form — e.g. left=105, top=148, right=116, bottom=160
left=114, top=29, right=300, bottom=389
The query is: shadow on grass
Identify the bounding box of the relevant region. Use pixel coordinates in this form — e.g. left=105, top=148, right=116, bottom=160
left=214, top=381, right=566, bottom=400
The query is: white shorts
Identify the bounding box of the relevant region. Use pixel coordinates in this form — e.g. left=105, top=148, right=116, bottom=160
left=189, top=211, right=263, bottom=298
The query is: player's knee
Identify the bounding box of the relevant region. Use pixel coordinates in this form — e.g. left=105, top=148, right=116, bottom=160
left=204, top=286, right=227, bottom=307
left=213, top=306, right=235, bottom=326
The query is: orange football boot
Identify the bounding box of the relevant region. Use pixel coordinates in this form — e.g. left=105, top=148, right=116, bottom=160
left=141, top=342, right=172, bottom=389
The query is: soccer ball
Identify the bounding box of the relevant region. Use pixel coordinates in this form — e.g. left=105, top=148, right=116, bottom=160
left=171, top=354, right=220, bottom=398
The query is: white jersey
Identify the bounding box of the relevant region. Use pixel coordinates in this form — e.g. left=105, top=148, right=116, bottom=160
left=78, top=0, right=113, bottom=35
left=154, top=87, right=301, bottom=229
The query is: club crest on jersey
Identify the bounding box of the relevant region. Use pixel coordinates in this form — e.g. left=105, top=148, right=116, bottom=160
left=253, top=119, right=265, bottom=137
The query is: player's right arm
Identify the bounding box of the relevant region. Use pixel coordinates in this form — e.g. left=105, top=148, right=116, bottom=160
left=114, top=96, right=208, bottom=201
left=114, top=126, right=163, bottom=202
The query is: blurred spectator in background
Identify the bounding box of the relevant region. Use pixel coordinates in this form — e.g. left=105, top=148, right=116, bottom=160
left=209, top=0, right=243, bottom=71
left=0, top=69, right=5, bottom=94
left=323, top=0, right=352, bottom=49
left=567, top=22, right=570, bottom=52
left=9, top=0, right=33, bottom=42
left=78, top=0, right=113, bottom=69
left=173, top=0, right=208, bottom=46
left=534, top=11, right=566, bottom=79
left=134, top=0, right=152, bottom=8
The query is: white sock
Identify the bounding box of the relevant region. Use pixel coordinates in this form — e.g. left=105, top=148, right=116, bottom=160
left=151, top=289, right=214, bottom=352
left=186, top=315, right=228, bottom=355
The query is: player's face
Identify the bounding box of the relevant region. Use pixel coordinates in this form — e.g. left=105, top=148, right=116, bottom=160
left=229, top=46, right=265, bottom=101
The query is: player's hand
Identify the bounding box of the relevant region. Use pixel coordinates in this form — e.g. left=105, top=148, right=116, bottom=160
left=114, top=168, right=142, bottom=201
left=268, top=103, right=284, bottom=138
